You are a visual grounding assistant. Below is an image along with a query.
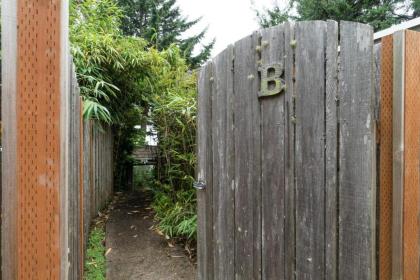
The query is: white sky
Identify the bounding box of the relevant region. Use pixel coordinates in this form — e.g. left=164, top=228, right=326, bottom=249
left=177, top=0, right=282, bottom=57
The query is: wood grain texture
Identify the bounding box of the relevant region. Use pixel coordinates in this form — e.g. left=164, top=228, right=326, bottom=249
left=1, top=1, right=18, bottom=278
left=325, top=20, right=338, bottom=280
left=259, top=25, right=286, bottom=280
left=392, top=30, right=405, bottom=280
left=16, top=0, right=63, bottom=278
left=211, top=46, right=235, bottom=280
left=294, top=21, right=327, bottom=280
left=379, top=35, right=393, bottom=280
left=197, top=62, right=214, bottom=280
left=233, top=32, right=261, bottom=280
left=196, top=20, right=378, bottom=280
left=83, top=120, right=92, bottom=251
left=283, top=22, right=296, bottom=280
left=60, top=3, right=70, bottom=280
left=338, top=21, right=376, bottom=280
left=402, top=30, right=420, bottom=280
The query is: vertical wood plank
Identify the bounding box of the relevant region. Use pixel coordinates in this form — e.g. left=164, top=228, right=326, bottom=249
left=90, top=122, right=94, bottom=219
left=197, top=62, right=214, bottom=280
left=1, top=1, right=18, bottom=278
left=83, top=119, right=91, bottom=250
left=233, top=32, right=261, bottom=280
left=325, top=20, right=338, bottom=280
left=401, top=30, right=420, bottom=280
left=379, top=35, right=393, bottom=280
left=338, top=21, right=376, bottom=280
left=211, top=46, right=235, bottom=280
left=60, top=3, right=71, bottom=279
left=284, top=22, right=296, bottom=280
left=259, top=25, right=286, bottom=280
left=392, top=30, right=404, bottom=280
left=294, top=21, right=326, bottom=279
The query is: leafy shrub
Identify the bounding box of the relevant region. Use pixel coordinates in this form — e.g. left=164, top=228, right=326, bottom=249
left=133, top=165, right=155, bottom=190
left=148, top=70, right=198, bottom=242
left=71, top=0, right=199, bottom=242
left=152, top=187, right=197, bottom=240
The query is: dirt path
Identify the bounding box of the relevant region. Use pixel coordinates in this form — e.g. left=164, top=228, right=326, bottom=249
left=106, top=192, right=196, bottom=280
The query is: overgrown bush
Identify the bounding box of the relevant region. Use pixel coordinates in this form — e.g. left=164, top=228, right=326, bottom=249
left=71, top=0, right=198, bottom=243
left=152, top=188, right=197, bottom=240
left=149, top=71, right=198, bottom=242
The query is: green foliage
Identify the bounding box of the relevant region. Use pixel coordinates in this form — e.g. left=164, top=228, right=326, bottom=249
left=148, top=69, right=197, bottom=242
left=150, top=72, right=197, bottom=192
left=70, top=0, right=195, bottom=191
left=71, top=0, right=198, bottom=241
left=71, top=0, right=163, bottom=123
left=117, top=0, right=214, bottom=67
left=133, top=165, right=155, bottom=190
left=256, top=0, right=417, bottom=31
left=152, top=188, right=197, bottom=240
left=256, top=5, right=291, bottom=28
left=84, top=227, right=106, bottom=280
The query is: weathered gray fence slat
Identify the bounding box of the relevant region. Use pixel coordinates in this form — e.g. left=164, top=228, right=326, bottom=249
left=197, top=62, right=214, bottom=280
left=211, top=46, right=235, bottom=280
left=391, top=30, right=404, bottom=280
left=325, top=20, right=339, bottom=280
left=68, top=63, right=75, bottom=280
left=94, top=125, right=98, bottom=214
left=83, top=120, right=91, bottom=250
left=259, top=25, right=286, bottom=280
left=233, top=32, right=262, bottom=280
left=1, top=1, right=18, bottom=278
left=68, top=64, right=75, bottom=280
left=284, top=22, right=296, bottom=280
left=338, top=21, right=376, bottom=280
left=295, top=21, right=327, bottom=279
left=68, top=65, right=83, bottom=280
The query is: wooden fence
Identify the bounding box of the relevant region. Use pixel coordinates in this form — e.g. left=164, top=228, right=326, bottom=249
left=67, top=64, right=114, bottom=279
left=1, top=1, right=114, bottom=279
left=197, top=20, right=420, bottom=279
left=376, top=30, right=420, bottom=280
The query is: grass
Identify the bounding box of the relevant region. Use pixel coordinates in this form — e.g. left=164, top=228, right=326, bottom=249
left=84, top=226, right=106, bottom=280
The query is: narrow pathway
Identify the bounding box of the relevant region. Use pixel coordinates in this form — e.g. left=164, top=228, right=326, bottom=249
left=106, top=192, right=196, bottom=280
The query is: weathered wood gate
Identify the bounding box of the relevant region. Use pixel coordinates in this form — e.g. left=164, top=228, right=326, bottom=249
left=197, top=21, right=377, bottom=279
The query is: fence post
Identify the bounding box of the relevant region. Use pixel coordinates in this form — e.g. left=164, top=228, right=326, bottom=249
left=1, top=0, right=70, bottom=279
left=392, top=30, right=420, bottom=280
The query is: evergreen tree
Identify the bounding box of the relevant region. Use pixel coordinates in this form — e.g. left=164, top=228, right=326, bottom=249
left=117, top=0, right=214, bottom=67
left=256, top=0, right=416, bottom=31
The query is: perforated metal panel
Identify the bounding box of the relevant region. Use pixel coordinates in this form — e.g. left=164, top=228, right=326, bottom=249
left=17, top=0, right=62, bottom=278
left=379, top=35, right=393, bottom=280
left=403, top=30, right=420, bottom=280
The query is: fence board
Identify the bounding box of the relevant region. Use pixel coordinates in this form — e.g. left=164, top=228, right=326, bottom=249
left=338, top=21, right=376, bottom=280
left=83, top=120, right=92, bottom=249
left=379, top=35, right=393, bottom=280
left=284, top=22, right=296, bottom=280
left=197, top=62, right=214, bottom=280
left=211, top=46, right=235, bottom=280
left=259, top=25, right=286, bottom=280
left=392, top=31, right=405, bottom=280
left=401, top=30, right=420, bottom=280
left=1, top=1, right=18, bottom=278
left=325, top=20, right=339, bottom=280
left=233, top=32, right=261, bottom=280
left=295, top=21, right=327, bottom=279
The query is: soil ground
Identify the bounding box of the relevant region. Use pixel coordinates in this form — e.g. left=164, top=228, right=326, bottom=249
left=106, top=191, right=196, bottom=280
